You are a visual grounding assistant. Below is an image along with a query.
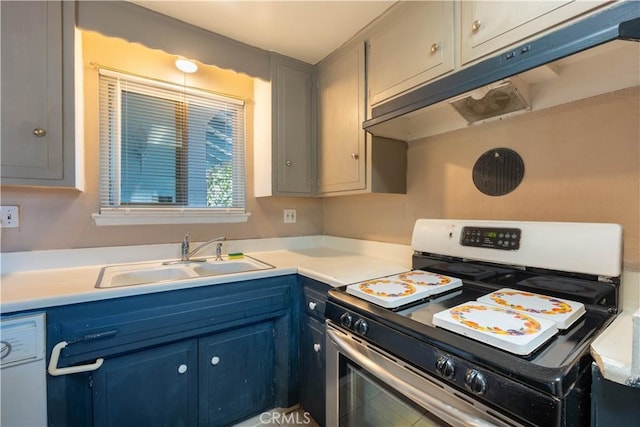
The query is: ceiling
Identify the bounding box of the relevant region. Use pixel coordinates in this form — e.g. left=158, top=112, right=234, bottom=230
left=132, top=1, right=396, bottom=64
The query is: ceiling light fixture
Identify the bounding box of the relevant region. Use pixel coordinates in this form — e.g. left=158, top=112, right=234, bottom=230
left=175, top=58, right=198, bottom=73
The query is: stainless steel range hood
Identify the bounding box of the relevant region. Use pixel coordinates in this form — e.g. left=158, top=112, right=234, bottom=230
left=364, top=2, right=640, bottom=141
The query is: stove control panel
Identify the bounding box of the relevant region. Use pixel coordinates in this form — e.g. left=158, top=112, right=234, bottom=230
left=460, top=226, right=521, bottom=250
left=339, top=312, right=369, bottom=336
left=435, top=356, right=455, bottom=379
left=465, top=369, right=488, bottom=395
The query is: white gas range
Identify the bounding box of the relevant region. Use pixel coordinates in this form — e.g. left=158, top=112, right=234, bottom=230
left=325, top=219, right=621, bottom=427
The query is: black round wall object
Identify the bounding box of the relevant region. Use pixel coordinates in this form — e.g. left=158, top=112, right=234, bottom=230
left=472, top=148, right=524, bottom=196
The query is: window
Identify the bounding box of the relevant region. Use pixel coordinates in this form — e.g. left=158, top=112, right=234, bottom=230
left=94, top=69, right=248, bottom=225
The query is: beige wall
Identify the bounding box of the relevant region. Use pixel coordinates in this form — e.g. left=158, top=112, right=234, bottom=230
left=324, top=87, right=640, bottom=269
left=2, top=31, right=638, bottom=271
left=0, top=31, right=323, bottom=252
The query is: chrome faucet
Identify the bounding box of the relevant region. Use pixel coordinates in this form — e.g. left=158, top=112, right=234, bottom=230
left=180, top=234, right=226, bottom=262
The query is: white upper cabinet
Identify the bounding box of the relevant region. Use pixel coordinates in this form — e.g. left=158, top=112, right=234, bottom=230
left=461, top=0, right=607, bottom=64
left=368, top=1, right=455, bottom=106
left=1, top=1, right=76, bottom=187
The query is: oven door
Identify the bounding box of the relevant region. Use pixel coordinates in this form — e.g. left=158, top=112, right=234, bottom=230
left=326, top=322, right=523, bottom=427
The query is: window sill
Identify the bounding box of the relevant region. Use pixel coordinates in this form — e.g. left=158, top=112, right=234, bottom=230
left=92, top=209, right=250, bottom=226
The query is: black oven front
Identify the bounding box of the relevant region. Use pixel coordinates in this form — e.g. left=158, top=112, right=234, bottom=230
left=324, top=292, right=592, bottom=427
left=325, top=322, right=522, bottom=427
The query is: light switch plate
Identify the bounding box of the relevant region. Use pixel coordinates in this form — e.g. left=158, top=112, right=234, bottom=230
left=1, top=206, right=19, bottom=228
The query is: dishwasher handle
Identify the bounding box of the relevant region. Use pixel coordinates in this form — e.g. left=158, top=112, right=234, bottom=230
left=48, top=341, right=104, bottom=376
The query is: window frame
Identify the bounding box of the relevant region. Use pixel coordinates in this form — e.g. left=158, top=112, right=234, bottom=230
left=92, top=69, right=250, bottom=226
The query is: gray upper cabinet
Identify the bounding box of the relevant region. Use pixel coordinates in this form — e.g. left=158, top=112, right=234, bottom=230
left=317, top=42, right=406, bottom=196
left=317, top=42, right=367, bottom=194
left=1, top=0, right=76, bottom=187
left=255, top=54, right=315, bottom=197
left=368, top=1, right=455, bottom=107
left=460, top=0, right=607, bottom=64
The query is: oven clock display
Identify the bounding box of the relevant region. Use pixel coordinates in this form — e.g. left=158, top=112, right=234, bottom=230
left=460, top=227, right=521, bottom=250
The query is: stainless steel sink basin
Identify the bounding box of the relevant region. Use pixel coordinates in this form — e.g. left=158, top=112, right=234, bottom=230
left=96, top=256, right=274, bottom=288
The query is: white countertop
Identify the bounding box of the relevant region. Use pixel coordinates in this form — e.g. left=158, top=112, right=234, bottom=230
left=2, top=235, right=638, bottom=387
left=590, top=269, right=640, bottom=387
left=0, top=236, right=412, bottom=313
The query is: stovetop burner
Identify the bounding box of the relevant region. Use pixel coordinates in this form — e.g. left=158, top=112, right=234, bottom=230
left=516, top=276, right=615, bottom=306
left=413, top=257, right=512, bottom=280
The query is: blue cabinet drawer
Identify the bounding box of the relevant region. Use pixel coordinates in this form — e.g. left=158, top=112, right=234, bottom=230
left=303, top=286, right=327, bottom=320
left=47, top=275, right=295, bottom=365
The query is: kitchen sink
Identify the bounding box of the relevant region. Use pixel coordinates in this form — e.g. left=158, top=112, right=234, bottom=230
left=191, top=259, right=272, bottom=277
left=96, top=256, right=274, bottom=288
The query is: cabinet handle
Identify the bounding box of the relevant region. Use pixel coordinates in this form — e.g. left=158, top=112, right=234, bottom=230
left=351, top=153, right=359, bottom=160
left=308, top=301, right=317, bottom=310
left=32, top=128, right=47, bottom=137
left=472, top=20, right=481, bottom=32
left=285, top=160, right=292, bottom=167
left=48, top=341, right=104, bottom=376
left=177, top=364, right=188, bottom=374
left=211, top=356, right=220, bottom=366
left=313, top=343, right=321, bottom=353
left=430, top=43, right=439, bottom=53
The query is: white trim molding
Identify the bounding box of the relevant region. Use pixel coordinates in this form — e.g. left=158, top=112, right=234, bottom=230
left=92, top=209, right=250, bottom=226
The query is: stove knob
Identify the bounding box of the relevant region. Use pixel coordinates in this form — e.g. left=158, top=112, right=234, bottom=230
left=354, top=319, right=369, bottom=336
left=435, top=356, right=455, bottom=379
left=340, top=313, right=354, bottom=328
left=464, top=369, right=487, bottom=395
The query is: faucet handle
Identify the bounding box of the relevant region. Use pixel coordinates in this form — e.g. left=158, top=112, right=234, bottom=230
left=183, top=233, right=190, bottom=243
left=215, top=241, right=224, bottom=261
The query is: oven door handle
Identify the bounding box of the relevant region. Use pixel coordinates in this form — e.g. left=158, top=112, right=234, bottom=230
left=327, top=327, right=498, bottom=427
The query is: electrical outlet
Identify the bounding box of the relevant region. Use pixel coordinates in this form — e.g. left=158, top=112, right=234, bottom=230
left=1, top=206, right=20, bottom=228
left=283, top=209, right=296, bottom=224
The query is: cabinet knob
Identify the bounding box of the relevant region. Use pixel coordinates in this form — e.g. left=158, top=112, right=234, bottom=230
left=211, top=356, right=220, bottom=366
left=351, top=153, right=359, bottom=160
left=313, top=343, right=321, bottom=353
left=285, top=160, right=292, bottom=167
left=472, top=20, right=482, bottom=32
left=32, top=128, right=47, bottom=137
left=177, top=364, right=188, bottom=374
left=430, top=43, right=439, bottom=53
left=308, top=301, right=317, bottom=310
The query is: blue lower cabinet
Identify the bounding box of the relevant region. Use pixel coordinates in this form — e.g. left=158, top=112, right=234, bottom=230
left=91, top=324, right=276, bottom=427
left=300, top=316, right=325, bottom=427
left=200, top=322, right=275, bottom=426
left=299, top=278, right=330, bottom=426
left=45, top=275, right=297, bottom=427
left=591, top=363, right=640, bottom=426
left=92, top=339, right=199, bottom=427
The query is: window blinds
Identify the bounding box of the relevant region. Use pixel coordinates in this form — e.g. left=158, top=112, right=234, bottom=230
left=98, top=69, right=246, bottom=213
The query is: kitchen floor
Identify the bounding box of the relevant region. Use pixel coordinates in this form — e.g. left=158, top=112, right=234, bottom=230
left=233, top=407, right=319, bottom=427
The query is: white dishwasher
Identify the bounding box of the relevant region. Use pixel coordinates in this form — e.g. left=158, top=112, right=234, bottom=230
left=1, top=312, right=47, bottom=427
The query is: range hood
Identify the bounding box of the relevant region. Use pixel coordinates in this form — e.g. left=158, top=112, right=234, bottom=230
left=448, top=78, right=531, bottom=124
left=364, top=2, right=640, bottom=141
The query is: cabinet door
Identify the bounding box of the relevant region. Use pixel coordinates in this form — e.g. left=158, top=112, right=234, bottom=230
left=461, top=0, right=605, bottom=64
left=92, top=339, right=198, bottom=427
left=1, top=1, right=62, bottom=180
left=273, top=56, right=315, bottom=195
left=199, top=322, right=275, bottom=426
left=368, top=1, right=455, bottom=106
left=299, top=315, right=326, bottom=427
left=0, top=0, right=75, bottom=186
left=317, top=42, right=366, bottom=194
